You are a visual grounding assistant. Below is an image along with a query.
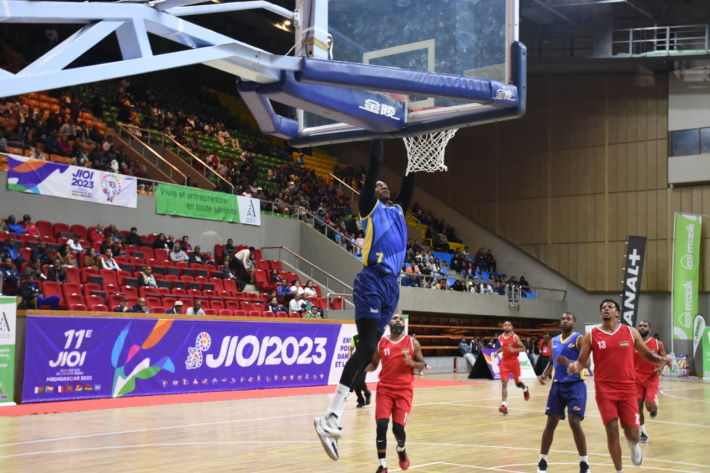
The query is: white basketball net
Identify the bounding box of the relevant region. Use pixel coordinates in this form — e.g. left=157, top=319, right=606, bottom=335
left=403, top=128, right=458, bottom=175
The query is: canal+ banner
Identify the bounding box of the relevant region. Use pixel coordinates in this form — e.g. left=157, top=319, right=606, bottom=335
left=21, top=316, right=357, bottom=403
left=7, top=155, right=137, bottom=208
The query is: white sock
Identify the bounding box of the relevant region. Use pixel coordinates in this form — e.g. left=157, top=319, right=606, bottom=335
left=617, top=470, right=624, bottom=473
left=540, top=454, right=548, bottom=461
left=379, top=458, right=386, bottom=467
left=580, top=455, right=588, bottom=463
left=326, top=384, right=351, bottom=421
left=397, top=445, right=405, bottom=453
left=641, top=424, right=647, bottom=434
left=502, top=401, right=507, bottom=407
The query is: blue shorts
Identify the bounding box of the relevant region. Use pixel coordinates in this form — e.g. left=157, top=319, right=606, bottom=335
left=545, top=381, right=587, bottom=420
left=353, top=266, right=399, bottom=334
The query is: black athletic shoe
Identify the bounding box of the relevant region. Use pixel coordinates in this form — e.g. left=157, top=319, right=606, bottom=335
left=537, top=459, right=548, bottom=473
left=640, top=431, right=649, bottom=443
left=650, top=407, right=658, bottom=418
left=375, top=466, right=388, bottom=473
left=365, top=391, right=371, bottom=405
left=580, top=460, right=591, bottom=473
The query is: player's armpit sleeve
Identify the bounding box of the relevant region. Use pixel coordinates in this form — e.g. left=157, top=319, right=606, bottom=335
left=359, top=140, right=383, bottom=217
left=394, top=172, right=417, bottom=214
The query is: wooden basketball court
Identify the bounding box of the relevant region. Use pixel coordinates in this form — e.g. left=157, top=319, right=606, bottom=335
left=0, top=375, right=707, bottom=472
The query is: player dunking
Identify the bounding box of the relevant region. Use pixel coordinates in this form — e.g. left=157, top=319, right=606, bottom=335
left=634, top=320, right=666, bottom=443
left=568, top=300, right=671, bottom=472
left=315, top=140, right=416, bottom=460
left=537, top=312, right=590, bottom=473
left=492, top=321, right=530, bottom=414
left=365, top=314, right=425, bottom=473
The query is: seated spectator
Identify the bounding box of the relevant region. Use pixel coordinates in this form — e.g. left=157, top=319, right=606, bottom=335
left=220, top=260, right=236, bottom=280
left=216, top=125, right=239, bottom=148
left=460, top=337, right=477, bottom=366
left=31, top=241, right=53, bottom=266
left=303, top=305, right=322, bottom=319
left=203, top=251, right=216, bottom=267
left=267, top=296, right=285, bottom=314
left=180, top=235, right=192, bottom=252
left=188, top=246, right=205, bottom=265
left=269, top=268, right=281, bottom=284
left=113, top=297, right=131, bottom=313
left=0, top=256, right=21, bottom=295
left=484, top=249, right=497, bottom=273
left=47, top=257, right=68, bottom=284
left=185, top=300, right=205, bottom=316
left=89, top=224, right=105, bottom=244
left=354, top=231, right=365, bottom=253
left=19, top=274, right=60, bottom=310
left=125, top=227, right=142, bottom=246
left=1, top=238, right=24, bottom=268
left=0, top=219, right=7, bottom=234
left=302, top=280, right=318, bottom=298
left=22, top=214, right=40, bottom=240
left=169, top=243, right=189, bottom=263
left=56, top=244, right=76, bottom=267
left=5, top=215, right=25, bottom=236
left=277, top=278, right=292, bottom=300
left=289, top=279, right=303, bottom=296
left=83, top=247, right=101, bottom=270
left=479, top=279, right=495, bottom=294
left=132, top=297, right=151, bottom=313
left=152, top=233, right=169, bottom=250
left=450, top=250, right=464, bottom=274
left=138, top=266, right=158, bottom=288
left=223, top=238, right=236, bottom=258
left=166, top=235, right=176, bottom=249
left=289, top=292, right=307, bottom=314
left=66, top=233, right=84, bottom=253
left=101, top=248, right=120, bottom=270
left=475, top=248, right=487, bottom=271
left=24, top=258, right=46, bottom=281
left=519, top=276, right=530, bottom=291
left=166, top=300, right=184, bottom=315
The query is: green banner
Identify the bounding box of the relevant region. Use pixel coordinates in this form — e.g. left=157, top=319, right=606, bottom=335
left=156, top=183, right=241, bottom=222
left=672, top=213, right=702, bottom=340
left=0, top=296, right=17, bottom=406
left=702, top=328, right=710, bottom=378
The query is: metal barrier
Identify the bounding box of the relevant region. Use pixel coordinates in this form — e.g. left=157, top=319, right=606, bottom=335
left=116, top=123, right=188, bottom=185
left=613, top=24, right=709, bottom=56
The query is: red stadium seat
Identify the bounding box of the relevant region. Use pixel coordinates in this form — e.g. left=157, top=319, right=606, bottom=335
left=90, top=304, right=108, bottom=312
left=225, top=300, right=241, bottom=312
left=65, top=294, right=85, bottom=307
left=218, top=309, right=233, bottom=316
left=248, top=310, right=262, bottom=318
left=210, top=300, right=225, bottom=311
left=331, top=296, right=344, bottom=310
left=276, top=311, right=288, bottom=318
left=36, top=220, right=53, bottom=238
left=52, top=222, right=70, bottom=238
left=41, top=280, right=64, bottom=308
left=203, top=309, right=216, bottom=316
left=70, top=303, right=88, bottom=312
left=268, top=260, right=283, bottom=273
left=262, top=310, right=275, bottom=317
left=234, top=310, right=247, bottom=317
left=289, top=312, right=302, bottom=318
left=70, top=224, right=88, bottom=240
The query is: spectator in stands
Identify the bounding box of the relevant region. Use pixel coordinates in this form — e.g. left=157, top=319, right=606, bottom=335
left=232, top=246, right=255, bottom=283
left=31, top=241, right=52, bottom=267
left=47, top=257, right=68, bottom=284
left=479, top=278, right=495, bottom=294
left=125, top=227, right=142, bottom=247
left=0, top=130, right=6, bottom=152
left=101, top=248, right=120, bottom=270
left=220, top=260, right=236, bottom=280
left=289, top=293, right=307, bottom=315
left=460, top=337, right=477, bottom=366
left=223, top=238, right=236, bottom=258
left=114, top=297, right=131, bottom=313
left=267, top=296, right=284, bottom=315
left=188, top=246, right=205, bottom=265
left=475, top=248, right=487, bottom=271
left=100, top=236, right=116, bottom=256
left=484, top=249, right=497, bottom=273
left=0, top=218, right=7, bottom=234
left=506, top=275, right=519, bottom=287
left=303, top=305, right=322, bottom=319
left=56, top=244, right=76, bottom=267
left=104, top=224, right=123, bottom=243
left=0, top=256, right=21, bottom=295
left=1, top=238, right=24, bottom=268
left=5, top=215, right=25, bottom=236
left=287, top=279, right=302, bottom=296
left=24, top=258, right=45, bottom=281
left=519, top=276, right=530, bottom=291
left=66, top=233, right=84, bottom=253
left=302, top=280, right=318, bottom=298
left=277, top=278, right=291, bottom=300
left=166, top=300, right=184, bottom=315
left=153, top=233, right=169, bottom=250
left=45, top=130, right=61, bottom=155
left=170, top=243, right=189, bottom=263
left=216, top=125, right=239, bottom=148
left=132, top=297, right=151, bottom=313
left=179, top=235, right=192, bottom=252
left=190, top=130, right=205, bottom=153
left=139, top=266, right=158, bottom=288
left=89, top=224, right=105, bottom=244
left=83, top=247, right=101, bottom=270
left=203, top=251, right=216, bottom=267
left=535, top=334, right=551, bottom=375
left=21, top=214, right=40, bottom=240
left=19, top=274, right=60, bottom=310
left=450, top=249, right=464, bottom=274
left=185, top=300, right=205, bottom=316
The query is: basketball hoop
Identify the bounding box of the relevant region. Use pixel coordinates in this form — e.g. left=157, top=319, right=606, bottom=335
left=403, top=128, right=458, bottom=175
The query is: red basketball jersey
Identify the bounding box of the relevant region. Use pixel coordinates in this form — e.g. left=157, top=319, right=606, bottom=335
left=634, top=337, right=660, bottom=377
left=591, top=324, right=636, bottom=388
left=499, top=332, right=518, bottom=360
left=378, top=334, right=415, bottom=388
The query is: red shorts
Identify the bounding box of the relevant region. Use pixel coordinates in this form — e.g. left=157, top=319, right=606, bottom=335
left=375, top=384, right=413, bottom=426
left=595, top=382, right=640, bottom=427
left=636, top=376, right=659, bottom=405
left=500, top=358, right=521, bottom=383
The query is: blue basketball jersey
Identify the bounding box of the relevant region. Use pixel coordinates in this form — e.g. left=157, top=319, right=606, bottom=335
left=552, top=332, right=583, bottom=383
left=360, top=200, right=407, bottom=276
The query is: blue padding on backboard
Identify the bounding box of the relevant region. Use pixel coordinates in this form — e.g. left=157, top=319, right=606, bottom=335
left=298, top=59, right=518, bottom=108
left=237, top=80, right=299, bottom=139
left=257, top=71, right=407, bottom=133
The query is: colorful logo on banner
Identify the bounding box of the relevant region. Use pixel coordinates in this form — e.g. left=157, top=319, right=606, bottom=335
left=672, top=213, right=702, bottom=340
left=22, top=316, right=348, bottom=403
left=155, top=183, right=261, bottom=226
left=701, top=328, right=710, bottom=379
left=0, top=297, right=17, bottom=406
left=480, top=349, right=536, bottom=380
left=7, top=155, right=137, bottom=208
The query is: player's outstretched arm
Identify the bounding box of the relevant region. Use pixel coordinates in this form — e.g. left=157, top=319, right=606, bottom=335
left=568, top=332, right=592, bottom=374
left=393, top=171, right=417, bottom=214
left=632, top=327, right=671, bottom=367
left=359, top=140, right=384, bottom=218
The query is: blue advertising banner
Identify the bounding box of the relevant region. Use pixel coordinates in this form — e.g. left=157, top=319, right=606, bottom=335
left=22, top=316, right=349, bottom=403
